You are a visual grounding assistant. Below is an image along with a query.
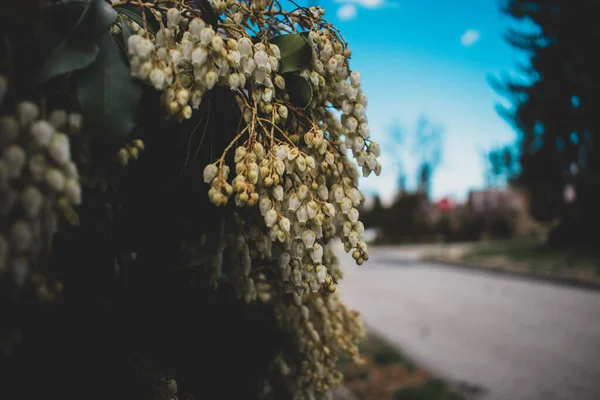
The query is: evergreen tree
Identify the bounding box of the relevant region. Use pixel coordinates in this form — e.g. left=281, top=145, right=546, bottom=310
left=493, top=0, right=600, bottom=248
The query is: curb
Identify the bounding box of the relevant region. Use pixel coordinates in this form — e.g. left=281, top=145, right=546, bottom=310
left=422, top=257, right=600, bottom=292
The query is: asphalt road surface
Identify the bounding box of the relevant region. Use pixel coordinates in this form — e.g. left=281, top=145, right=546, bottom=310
left=337, top=246, right=600, bottom=400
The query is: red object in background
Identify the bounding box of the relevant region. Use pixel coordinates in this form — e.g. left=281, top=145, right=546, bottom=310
left=436, top=198, right=454, bottom=213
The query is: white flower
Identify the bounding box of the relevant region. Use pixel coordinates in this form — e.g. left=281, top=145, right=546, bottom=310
left=203, top=164, right=218, bottom=183
left=48, top=110, right=67, bottom=130
left=228, top=50, right=241, bottom=66
left=238, top=37, right=253, bottom=57
left=279, top=217, right=291, bottom=233
left=355, top=221, right=365, bottom=236
left=211, top=35, right=224, bottom=52
left=241, top=57, right=256, bottom=75
left=200, top=27, right=215, bottom=46
left=204, top=70, right=218, bottom=89
left=297, top=185, right=309, bottom=201
left=347, top=86, right=359, bottom=101
left=11, top=220, right=32, bottom=251
left=353, top=103, right=366, bottom=119
left=45, top=168, right=66, bottom=192
left=268, top=56, right=278, bottom=72
left=288, top=194, right=300, bottom=211
left=16, top=101, right=39, bottom=126
left=348, top=207, right=359, bottom=223
left=189, top=18, right=206, bottom=41
left=65, top=178, right=82, bottom=204
left=127, top=34, right=142, bottom=55
left=228, top=73, right=241, bottom=90
left=348, top=231, right=359, bottom=247
left=149, top=68, right=166, bottom=90
left=254, top=51, right=269, bottom=68
left=21, top=186, right=43, bottom=217
left=359, top=123, right=370, bottom=138
left=306, top=201, right=318, bottom=219
left=310, top=243, right=323, bottom=263
left=262, top=88, right=273, bottom=103
left=333, top=186, right=345, bottom=203
left=167, top=8, right=181, bottom=28
left=192, top=46, right=208, bottom=67
left=4, top=145, right=26, bottom=177
left=269, top=43, right=281, bottom=59
left=273, top=185, right=284, bottom=201
left=259, top=197, right=272, bottom=215
left=342, top=99, right=353, bottom=114
left=276, top=145, right=289, bottom=160
left=369, top=141, right=380, bottom=156
left=291, top=269, right=302, bottom=286
left=302, top=230, right=316, bottom=248
left=278, top=105, right=288, bottom=119
left=27, top=119, right=56, bottom=146
left=48, top=133, right=70, bottom=165
left=323, top=202, right=335, bottom=217
left=348, top=188, right=361, bottom=206
left=279, top=251, right=291, bottom=268
left=340, top=198, right=352, bottom=214
left=346, top=116, right=358, bottom=133
left=274, top=75, right=285, bottom=89
left=68, top=113, right=83, bottom=133
left=317, top=185, right=328, bottom=200
left=296, top=206, right=308, bottom=223
left=343, top=221, right=352, bottom=237
left=136, top=38, right=154, bottom=60
left=353, top=136, right=365, bottom=153
left=366, top=153, right=377, bottom=170
left=350, top=71, right=361, bottom=86
left=265, top=208, right=278, bottom=228
left=254, top=68, right=267, bottom=84
left=316, top=265, right=327, bottom=283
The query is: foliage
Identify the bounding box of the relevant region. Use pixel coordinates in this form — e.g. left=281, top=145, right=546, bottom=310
left=0, top=1, right=381, bottom=399
left=492, top=0, right=600, bottom=250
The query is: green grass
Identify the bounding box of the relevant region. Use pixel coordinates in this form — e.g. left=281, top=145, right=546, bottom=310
left=461, top=239, right=600, bottom=273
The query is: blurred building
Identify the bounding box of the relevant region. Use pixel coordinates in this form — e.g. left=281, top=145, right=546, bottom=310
left=467, top=188, right=524, bottom=214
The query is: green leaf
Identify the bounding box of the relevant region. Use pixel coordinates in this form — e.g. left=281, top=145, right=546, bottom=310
left=283, top=73, right=313, bottom=109
left=193, top=0, right=219, bottom=31
left=76, top=33, right=142, bottom=159
left=113, top=3, right=161, bottom=36
left=35, top=0, right=117, bottom=83
left=269, top=33, right=313, bottom=74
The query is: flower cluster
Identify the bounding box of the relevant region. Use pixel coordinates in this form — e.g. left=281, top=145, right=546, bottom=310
left=0, top=74, right=82, bottom=302
left=114, top=1, right=378, bottom=397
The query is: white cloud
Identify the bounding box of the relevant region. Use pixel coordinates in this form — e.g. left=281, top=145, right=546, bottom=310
left=337, top=4, right=358, bottom=20
left=335, top=0, right=386, bottom=8
left=460, top=29, right=480, bottom=47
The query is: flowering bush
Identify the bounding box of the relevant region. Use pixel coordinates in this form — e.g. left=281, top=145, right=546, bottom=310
left=0, top=1, right=380, bottom=399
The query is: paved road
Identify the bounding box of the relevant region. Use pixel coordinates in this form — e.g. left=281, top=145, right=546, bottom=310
left=337, top=246, right=600, bottom=400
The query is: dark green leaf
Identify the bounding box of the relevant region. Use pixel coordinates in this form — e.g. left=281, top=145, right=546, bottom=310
left=76, top=33, right=142, bottom=159
left=119, top=14, right=134, bottom=44
left=269, top=33, right=313, bottom=74
left=193, top=0, right=219, bottom=31
left=35, top=0, right=117, bottom=83
left=114, top=3, right=161, bottom=35
left=283, top=73, right=313, bottom=109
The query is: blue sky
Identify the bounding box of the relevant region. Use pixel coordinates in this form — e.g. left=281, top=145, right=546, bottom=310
left=302, top=0, right=528, bottom=203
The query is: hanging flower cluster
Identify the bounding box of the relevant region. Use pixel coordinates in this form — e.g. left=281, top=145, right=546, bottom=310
left=0, top=74, right=82, bottom=303
left=112, top=0, right=380, bottom=397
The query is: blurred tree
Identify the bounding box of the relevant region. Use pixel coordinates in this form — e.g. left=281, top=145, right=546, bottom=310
left=492, top=0, right=600, bottom=249
left=413, top=115, right=443, bottom=198
left=484, top=144, right=520, bottom=187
